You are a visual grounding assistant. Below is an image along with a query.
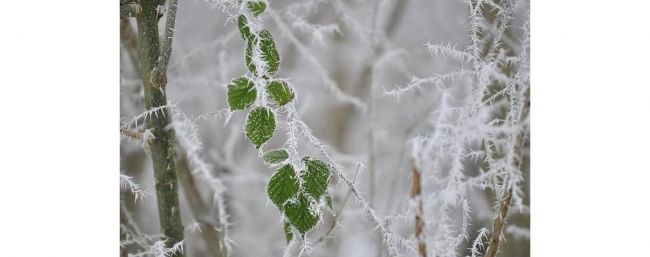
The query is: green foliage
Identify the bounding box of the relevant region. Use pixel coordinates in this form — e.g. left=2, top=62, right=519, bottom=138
left=245, top=107, right=276, bottom=148
left=237, top=15, right=253, bottom=41
left=259, top=30, right=280, bottom=76
left=240, top=29, right=280, bottom=78
left=227, top=77, right=257, bottom=111
left=267, top=164, right=299, bottom=207
left=266, top=80, right=294, bottom=106
left=284, top=193, right=319, bottom=235
left=302, top=158, right=331, bottom=199
left=246, top=1, right=267, bottom=17
left=263, top=149, right=289, bottom=164
left=227, top=1, right=331, bottom=240
left=245, top=40, right=257, bottom=75
left=283, top=221, right=294, bottom=243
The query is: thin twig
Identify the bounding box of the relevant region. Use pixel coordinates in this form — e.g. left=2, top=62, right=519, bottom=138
left=314, top=164, right=362, bottom=245
left=411, top=165, right=426, bottom=257
left=484, top=191, right=512, bottom=257
left=121, top=127, right=144, bottom=140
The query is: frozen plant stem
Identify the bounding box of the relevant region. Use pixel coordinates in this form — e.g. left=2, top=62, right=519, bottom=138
left=485, top=90, right=530, bottom=257
left=134, top=0, right=184, bottom=256
left=410, top=165, right=426, bottom=257
left=484, top=191, right=512, bottom=257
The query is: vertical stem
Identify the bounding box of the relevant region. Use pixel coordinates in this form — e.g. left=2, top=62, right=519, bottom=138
left=410, top=165, right=427, bottom=257
left=485, top=89, right=529, bottom=257
left=484, top=191, right=512, bottom=257
left=135, top=0, right=184, bottom=256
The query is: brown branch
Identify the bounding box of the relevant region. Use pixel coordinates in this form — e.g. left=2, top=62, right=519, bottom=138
left=411, top=165, right=426, bottom=257
left=485, top=83, right=529, bottom=257
left=484, top=190, right=512, bottom=257
left=121, top=127, right=144, bottom=140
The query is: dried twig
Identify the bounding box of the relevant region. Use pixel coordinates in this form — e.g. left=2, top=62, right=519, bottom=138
left=411, top=165, right=426, bottom=257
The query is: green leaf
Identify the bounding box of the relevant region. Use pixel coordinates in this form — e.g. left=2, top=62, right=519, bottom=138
left=245, top=107, right=275, bottom=148
left=263, top=149, right=289, bottom=164
left=227, top=77, right=256, bottom=111
left=245, top=41, right=257, bottom=75
left=247, top=1, right=267, bottom=17
left=302, top=158, right=331, bottom=200
left=267, top=164, right=299, bottom=207
left=259, top=30, right=280, bottom=76
left=266, top=80, right=294, bottom=106
left=284, top=193, right=319, bottom=235
left=237, top=15, right=253, bottom=41
left=283, top=221, right=293, bottom=243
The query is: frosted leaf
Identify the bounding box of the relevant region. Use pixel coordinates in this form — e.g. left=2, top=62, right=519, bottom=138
left=245, top=107, right=275, bottom=148
left=246, top=1, right=267, bottom=17
left=301, top=158, right=330, bottom=200
left=283, top=221, right=293, bottom=244
left=263, top=148, right=289, bottom=164
left=267, top=164, right=299, bottom=207
left=237, top=15, right=253, bottom=41
left=284, top=193, right=319, bottom=235
left=245, top=41, right=257, bottom=75
left=266, top=79, right=294, bottom=106
left=259, top=30, right=280, bottom=76
left=227, top=76, right=256, bottom=111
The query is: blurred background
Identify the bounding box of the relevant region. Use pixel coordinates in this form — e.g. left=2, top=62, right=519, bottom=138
left=120, top=0, right=529, bottom=256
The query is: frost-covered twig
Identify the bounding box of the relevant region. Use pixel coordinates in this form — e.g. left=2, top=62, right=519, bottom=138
left=411, top=165, right=427, bottom=257
left=313, top=162, right=364, bottom=246
left=469, top=227, right=489, bottom=257
left=121, top=127, right=145, bottom=141
left=121, top=174, right=154, bottom=202
left=130, top=239, right=185, bottom=257
left=484, top=191, right=511, bottom=257
left=292, top=104, right=399, bottom=257
left=269, top=9, right=367, bottom=111
left=384, top=70, right=474, bottom=99
left=123, top=104, right=171, bottom=130
left=171, top=104, right=232, bottom=255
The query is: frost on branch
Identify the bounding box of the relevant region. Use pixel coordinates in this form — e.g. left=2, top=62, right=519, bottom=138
left=120, top=174, right=153, bottom=202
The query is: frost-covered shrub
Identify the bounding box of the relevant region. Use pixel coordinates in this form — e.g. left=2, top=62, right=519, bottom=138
left=120, top=0, right=529, bottom=257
